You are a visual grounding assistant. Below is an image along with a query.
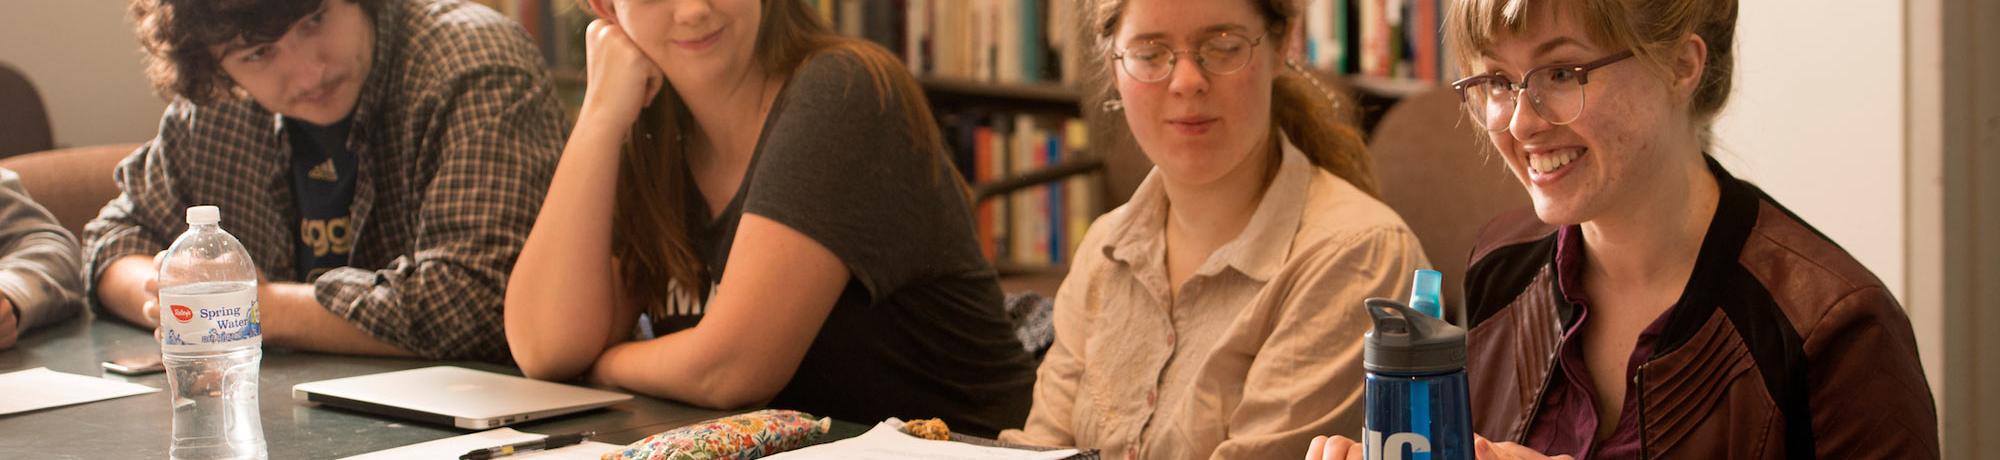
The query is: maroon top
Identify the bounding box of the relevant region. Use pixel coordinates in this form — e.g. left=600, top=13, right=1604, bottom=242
left=1521, top=226, right=1673, bottom=459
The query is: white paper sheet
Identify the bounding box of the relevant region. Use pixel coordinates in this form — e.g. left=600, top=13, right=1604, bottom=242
left=0, top=367, right=158, bottom=415
left=765, top=421, right=1080, bottom=460
left=340, top=427, right=622, bottom=460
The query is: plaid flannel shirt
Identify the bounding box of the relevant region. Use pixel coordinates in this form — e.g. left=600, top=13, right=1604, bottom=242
left=81, top=0, right=563, bottom=362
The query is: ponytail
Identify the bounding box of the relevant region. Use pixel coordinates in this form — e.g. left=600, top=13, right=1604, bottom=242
left=1272, top=66, right=1378, bottom=197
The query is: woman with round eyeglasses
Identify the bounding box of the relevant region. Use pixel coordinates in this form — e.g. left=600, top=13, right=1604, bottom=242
left=996, top=0, right=1429, bottom=458
left=1307, top=0, right=1937, bottom=459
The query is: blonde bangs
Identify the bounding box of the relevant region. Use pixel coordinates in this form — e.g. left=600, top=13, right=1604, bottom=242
left=1445, top=0, right=1637, bottom=75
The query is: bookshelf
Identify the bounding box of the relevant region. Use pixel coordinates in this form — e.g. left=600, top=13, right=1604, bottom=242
left=919, top=78, right=1082, bottom=115
left=820, top=0, right=1103, bottom=273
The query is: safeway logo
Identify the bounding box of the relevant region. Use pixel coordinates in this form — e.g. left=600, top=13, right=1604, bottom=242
left=170, top=304, right=193, bottom=323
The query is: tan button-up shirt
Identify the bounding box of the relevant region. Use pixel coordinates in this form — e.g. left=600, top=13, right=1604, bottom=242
left=1001, top=141, right=1430, bottom=459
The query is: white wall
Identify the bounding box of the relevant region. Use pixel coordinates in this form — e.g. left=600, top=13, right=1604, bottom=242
left=0, top=1, right=169, bottom=148
left=1712, top=0, right=1905, bottom=300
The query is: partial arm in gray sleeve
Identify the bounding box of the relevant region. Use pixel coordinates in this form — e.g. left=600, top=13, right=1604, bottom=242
left=0, top=168, right=83, bottom=333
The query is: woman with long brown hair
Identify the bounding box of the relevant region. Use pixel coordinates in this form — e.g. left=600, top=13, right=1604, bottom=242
left=503, top=0, right=1035, bottom=436
left=996, top=0, right=1429, bottom=457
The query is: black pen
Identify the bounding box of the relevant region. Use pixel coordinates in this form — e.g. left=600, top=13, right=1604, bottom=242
left=459, top=431, right=596, bottom=460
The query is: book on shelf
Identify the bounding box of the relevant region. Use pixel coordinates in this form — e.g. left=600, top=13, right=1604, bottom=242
left=948, top=113, right=1096, bottom=268
left=818, top=0, right=1097, bottom=269
left=1300, top=0, right=1454, bottom=85
left=1060, top=120, right=1092, bottom=263
left=810, top=0, right=1085, bottom=86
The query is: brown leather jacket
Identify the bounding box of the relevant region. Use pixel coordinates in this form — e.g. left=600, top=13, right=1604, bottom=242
left=1460, top=159, right=1938, bottom=459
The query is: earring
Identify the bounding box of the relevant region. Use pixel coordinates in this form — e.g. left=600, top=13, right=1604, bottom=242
left=1101, top=98, right=1124, bottom=113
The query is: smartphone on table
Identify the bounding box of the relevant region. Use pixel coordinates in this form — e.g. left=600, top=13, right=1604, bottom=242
left=102, top=354, right=165, bottom=376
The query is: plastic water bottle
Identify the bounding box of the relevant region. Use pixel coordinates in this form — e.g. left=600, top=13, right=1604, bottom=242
left=1360, top=271, right=1472, bottom=460
left=158, top=205, right=266, bottom=460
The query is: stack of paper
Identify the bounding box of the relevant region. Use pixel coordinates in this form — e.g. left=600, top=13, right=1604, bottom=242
left=0, top=367, right=157, bottom=415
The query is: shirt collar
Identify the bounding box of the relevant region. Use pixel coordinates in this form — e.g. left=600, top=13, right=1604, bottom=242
left=1102, top=135, right=1313, bottom=283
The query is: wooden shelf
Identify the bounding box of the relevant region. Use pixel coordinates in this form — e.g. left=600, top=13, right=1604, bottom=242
left=971, top=156, right=1102, bottom=204
left=1347, top=75, right=1440, bottom=99
left=919, top=78, right=1083, bottom=115
left=994, top=261, right=1070, bottom=278
left=994, top=262, right=1069, bottom=296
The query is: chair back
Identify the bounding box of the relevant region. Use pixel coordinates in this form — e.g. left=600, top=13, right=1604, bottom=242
left=0, top=144, right=141, bottom=238
left=1369, top=87, right=1533, bottom=323
left=0, top=63, right=55, bottom=159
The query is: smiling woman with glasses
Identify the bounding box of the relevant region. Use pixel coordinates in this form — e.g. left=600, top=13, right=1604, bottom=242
left=1306, top=0, right=1937, bottom=459
left=996, top=0, right=1432, bottom=458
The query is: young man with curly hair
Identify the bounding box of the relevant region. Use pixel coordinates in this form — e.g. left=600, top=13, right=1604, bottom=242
left=87, top=0, right=564, bottom=361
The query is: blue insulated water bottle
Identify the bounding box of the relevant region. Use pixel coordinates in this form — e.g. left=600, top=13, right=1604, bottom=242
left=1363, top=294, right=1472, bottom=460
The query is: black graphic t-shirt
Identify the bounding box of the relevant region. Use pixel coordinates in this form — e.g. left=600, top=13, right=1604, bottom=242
left=285, top=116, right=358, bottom=281
left=644, top=54, right=1035, bottom=437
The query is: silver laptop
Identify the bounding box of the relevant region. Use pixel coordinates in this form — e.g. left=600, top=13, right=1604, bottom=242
left=292, top=366, right=633, bottom=429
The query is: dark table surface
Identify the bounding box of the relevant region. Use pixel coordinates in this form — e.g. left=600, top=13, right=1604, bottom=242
left=0, top=314, right=875, bottom=459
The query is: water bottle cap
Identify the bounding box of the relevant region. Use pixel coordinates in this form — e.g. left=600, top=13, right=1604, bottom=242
left=1363, top=297, right=1467, bottom=373
left=186, top=205, right=220, bottom=225
left=1410, top=269, right=1444, bottom=318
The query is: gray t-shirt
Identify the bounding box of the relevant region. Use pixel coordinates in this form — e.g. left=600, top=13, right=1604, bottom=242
left=652, top=52, right=1035, bottom=437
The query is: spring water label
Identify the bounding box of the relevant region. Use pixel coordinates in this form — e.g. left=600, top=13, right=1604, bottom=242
left=159, top=288, right=261, bottom=352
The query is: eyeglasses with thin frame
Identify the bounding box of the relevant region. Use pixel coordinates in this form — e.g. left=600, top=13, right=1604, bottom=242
left=1450, top=50, right=1635, bottom=132
left=1113, top=32, right=1267, bottom=83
